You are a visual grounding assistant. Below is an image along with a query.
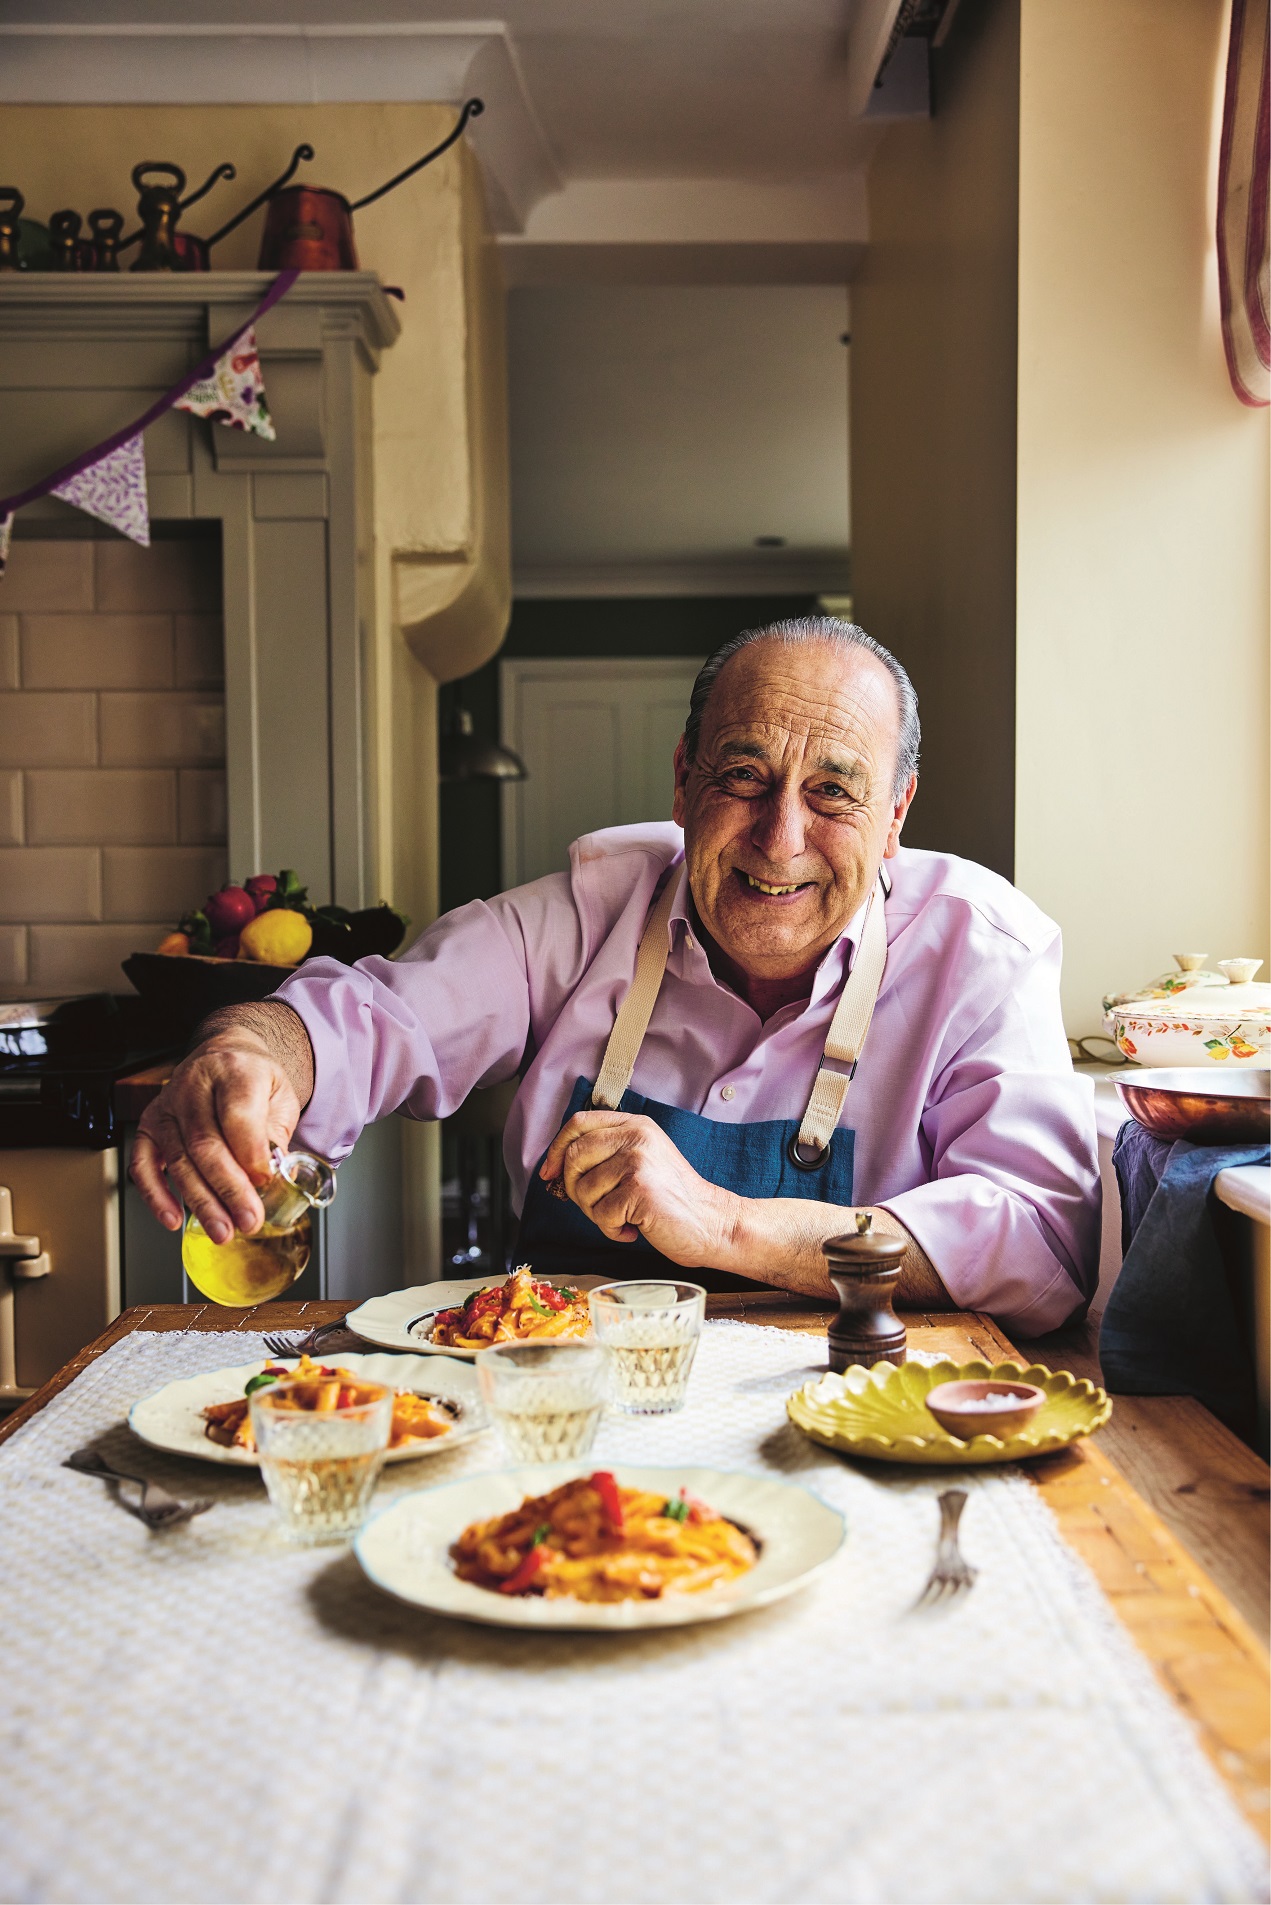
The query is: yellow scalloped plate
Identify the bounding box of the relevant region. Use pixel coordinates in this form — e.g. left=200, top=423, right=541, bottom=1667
left=787, top=1358, right=1111, bottom=1465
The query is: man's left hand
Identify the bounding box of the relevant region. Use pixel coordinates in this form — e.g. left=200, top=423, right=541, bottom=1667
left=539, top=1110, right=736, bottom=1265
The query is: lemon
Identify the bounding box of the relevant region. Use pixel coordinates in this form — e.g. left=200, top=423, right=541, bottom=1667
left=239, top=909, right=313, bottom=966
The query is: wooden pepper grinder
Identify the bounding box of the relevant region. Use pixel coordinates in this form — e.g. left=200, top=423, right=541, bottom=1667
left=824, top=1212, right=907, bottom=1373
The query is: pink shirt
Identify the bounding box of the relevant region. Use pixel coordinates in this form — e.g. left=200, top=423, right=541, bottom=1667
left=279, top=824, right=1100, bottom=1333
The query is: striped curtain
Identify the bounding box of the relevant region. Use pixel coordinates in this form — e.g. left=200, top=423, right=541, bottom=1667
left=1218, top=0, right=1270, bottom=405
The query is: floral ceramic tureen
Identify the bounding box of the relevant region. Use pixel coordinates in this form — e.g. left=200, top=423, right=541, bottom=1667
left=1102, top=957, right=1270, bottom=1067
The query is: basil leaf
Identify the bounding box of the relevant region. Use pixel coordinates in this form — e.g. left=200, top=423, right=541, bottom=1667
left=526, top=1292, right=554, bottom=1316
left=245, top=1370, right=280, bottom=1396
left=531, top=1523, right=552, bottom=1547
left=663, top=1497, right=691, bottom=1522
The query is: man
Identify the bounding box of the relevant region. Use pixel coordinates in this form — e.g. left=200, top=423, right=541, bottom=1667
left=132, top=618, right=1099, bottom=1331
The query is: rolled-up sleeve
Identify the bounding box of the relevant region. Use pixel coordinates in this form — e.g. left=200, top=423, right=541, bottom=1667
left=275, top=880, right=579, bottom=1163
left=877, top=928, right=1100, bottom=1335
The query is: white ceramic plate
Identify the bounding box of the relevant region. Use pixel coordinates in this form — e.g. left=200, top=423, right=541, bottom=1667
left=355, top=1463, right=846, bottom=1630
left=128, top=1352, right=484, bottom=1468
left=346, top=1274, right=609, bottom=1360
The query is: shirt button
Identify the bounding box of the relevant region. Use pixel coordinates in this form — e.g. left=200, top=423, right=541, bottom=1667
left=720, top=1084, right=736, bottom=1101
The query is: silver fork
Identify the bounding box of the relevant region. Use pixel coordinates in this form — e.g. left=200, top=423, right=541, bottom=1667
left=64, top=1449, right=213, bottom=1530
left=914, top=1488, right=977, bottom=1607
left=261, top=1319, right=345, bottom=1359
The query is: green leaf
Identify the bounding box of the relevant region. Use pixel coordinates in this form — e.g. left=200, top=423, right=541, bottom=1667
left=662, top=1496, right=691, bottom=1522
left=531, top=1523, right=552, bottom=1547
left=526, top=1291, right=554, bottom=1316
left=244, top=1370, right=281, bottom=1396
left=177, top=908, right=213, bottom=955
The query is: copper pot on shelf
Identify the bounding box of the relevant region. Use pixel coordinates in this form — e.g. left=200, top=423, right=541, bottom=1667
left=257, top=186, right=360, bottom=272
left=256, top=98, right=482, bottom=272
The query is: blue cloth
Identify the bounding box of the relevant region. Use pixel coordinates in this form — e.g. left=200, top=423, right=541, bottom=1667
left=1099, top=1121, right=1269, bottom=1437
left=518, top=1074, right=856, bottom=1289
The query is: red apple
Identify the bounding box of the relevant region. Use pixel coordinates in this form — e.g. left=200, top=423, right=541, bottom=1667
left=212, top=933, right=241, bottom=960
left=204, top=884, right=256, bottom=936
left=244, top=873, right=278, bottom=915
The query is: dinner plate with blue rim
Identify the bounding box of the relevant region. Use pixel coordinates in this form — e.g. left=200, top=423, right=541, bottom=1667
left=129, top=1352, right=484, bottom=1467
left=354, top=1463, right=847, bottom=1630
left=347, top=1273, right=609, bottom=1360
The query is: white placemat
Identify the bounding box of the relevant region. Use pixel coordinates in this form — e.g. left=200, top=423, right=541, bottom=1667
left=0, top=1324, right=1264, bottom=1905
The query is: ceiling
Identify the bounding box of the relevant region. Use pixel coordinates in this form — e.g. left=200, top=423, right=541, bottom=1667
left=0, top=2, right=882, bottom=175
left=0, top=0, right=926, bottom=276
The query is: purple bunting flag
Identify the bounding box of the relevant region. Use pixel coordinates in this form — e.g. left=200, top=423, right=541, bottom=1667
left=50, top=433, right=150, bottom=547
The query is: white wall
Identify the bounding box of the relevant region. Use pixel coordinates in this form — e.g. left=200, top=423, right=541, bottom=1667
left=508, top=285, right=850, bottom=591
left=1015, top=0, right=1270, bottom=1033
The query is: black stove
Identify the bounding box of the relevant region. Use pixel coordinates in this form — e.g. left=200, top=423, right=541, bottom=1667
left=0, top=994, right=177, bottom=1149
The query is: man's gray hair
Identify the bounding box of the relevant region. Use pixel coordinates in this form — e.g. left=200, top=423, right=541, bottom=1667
left=683, top=616, right=921, bottom=800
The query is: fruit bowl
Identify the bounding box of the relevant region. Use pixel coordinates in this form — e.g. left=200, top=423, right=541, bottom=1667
left=120, top=951, right=297, bottom=1037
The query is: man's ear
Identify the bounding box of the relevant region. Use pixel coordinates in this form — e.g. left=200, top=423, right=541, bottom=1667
left=671, top=734, right=690, bottom=827
left=883, top=773, right=918, bottom=858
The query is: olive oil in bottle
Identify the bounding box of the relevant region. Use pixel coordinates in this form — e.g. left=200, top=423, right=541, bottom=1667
left=181, top=1148, right=335, bottom=1307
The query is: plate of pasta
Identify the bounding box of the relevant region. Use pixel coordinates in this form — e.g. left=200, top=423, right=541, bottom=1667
left=129, top=1352, right=483, bottom=1468
left=355, top=1464, right=846, bottom=1629
left=346, top=1268, right=608, bottom=1360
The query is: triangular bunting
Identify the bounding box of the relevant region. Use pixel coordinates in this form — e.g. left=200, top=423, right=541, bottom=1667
left=174, top=325, right=276, bottom=440
left=50, top=433, right=150, bottom=546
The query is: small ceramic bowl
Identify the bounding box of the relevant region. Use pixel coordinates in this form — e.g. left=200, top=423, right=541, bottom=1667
left=924, top=1379, right=1045, bottom=1440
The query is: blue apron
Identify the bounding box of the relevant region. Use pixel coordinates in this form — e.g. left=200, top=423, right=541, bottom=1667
left=519, top=1074, right=857, bottom=1290
left=517, top=873, right=886, bottom=1293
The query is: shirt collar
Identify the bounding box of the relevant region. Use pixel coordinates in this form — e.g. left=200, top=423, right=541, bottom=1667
left=667, top=865, right=878, bottom=1006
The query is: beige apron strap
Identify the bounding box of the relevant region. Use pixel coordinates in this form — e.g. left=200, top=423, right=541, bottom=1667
left=790, top=874, right=889, bottom=1167
left=590, top=875, right=679, bottom=1110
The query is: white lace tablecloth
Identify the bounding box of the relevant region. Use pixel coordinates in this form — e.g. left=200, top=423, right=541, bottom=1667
left=0, top=1323, right=1264, bottom=1905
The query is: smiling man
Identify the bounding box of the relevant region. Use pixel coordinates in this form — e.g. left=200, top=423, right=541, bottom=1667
left=132, top=618, right=1100, bottom=1331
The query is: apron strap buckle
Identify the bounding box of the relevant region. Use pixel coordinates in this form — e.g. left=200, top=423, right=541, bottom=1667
left=787, top=1133, right=830, bottom=1171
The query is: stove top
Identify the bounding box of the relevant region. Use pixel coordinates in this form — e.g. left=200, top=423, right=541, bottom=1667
left=0, top=994, right=177, bottom=1149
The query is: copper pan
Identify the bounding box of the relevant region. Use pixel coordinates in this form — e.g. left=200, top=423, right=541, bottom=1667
left=1114, top=1068, right=1270, bottom=1144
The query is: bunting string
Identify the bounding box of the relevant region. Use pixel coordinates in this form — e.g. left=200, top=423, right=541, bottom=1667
left=0, top=268, right=297, bottom=570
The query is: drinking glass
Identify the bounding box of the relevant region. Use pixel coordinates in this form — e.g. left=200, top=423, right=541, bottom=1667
left=589, top=1281, right=706, bottom=1415
left=475, top=1341, right=607, bottom=1462
left=250, top=1377, right=392, bottom=1545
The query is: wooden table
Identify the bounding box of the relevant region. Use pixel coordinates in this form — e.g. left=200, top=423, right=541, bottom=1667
left=2, top=1293, right=1267, bottom=1845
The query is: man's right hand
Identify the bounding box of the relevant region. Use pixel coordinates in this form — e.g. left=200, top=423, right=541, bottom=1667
left=129, top=1006, right=313, bottom=1244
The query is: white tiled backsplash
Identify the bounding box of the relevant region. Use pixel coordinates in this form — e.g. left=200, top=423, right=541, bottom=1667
left=0, top=534, right=227, bottom=998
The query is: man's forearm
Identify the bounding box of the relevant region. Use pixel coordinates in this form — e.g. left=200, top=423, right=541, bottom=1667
left=192, top=1002, right=315, bottom=1113
left=716, top=1194, right=950, bottom=1307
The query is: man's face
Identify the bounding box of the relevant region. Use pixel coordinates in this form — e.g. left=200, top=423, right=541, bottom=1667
left=672, top=639, right=916, bottom=983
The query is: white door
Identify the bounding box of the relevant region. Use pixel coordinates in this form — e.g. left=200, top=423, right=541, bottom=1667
left=500, top=657, right=704, bottom=887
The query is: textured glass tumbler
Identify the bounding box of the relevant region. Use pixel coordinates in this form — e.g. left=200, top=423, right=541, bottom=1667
left=475, top=1341, right=607, bottom=1462
left=589, top=1281, right=706, bottom=1415
left=250, top=1379, right=391, bottom=1545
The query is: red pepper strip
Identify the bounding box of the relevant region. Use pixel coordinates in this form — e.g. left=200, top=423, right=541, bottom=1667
left=531, top=1281, right=570, bottom=1312
left=591, top=1470, right=625, bottom=1534
left=498, top=1547, right=545, bottom=1594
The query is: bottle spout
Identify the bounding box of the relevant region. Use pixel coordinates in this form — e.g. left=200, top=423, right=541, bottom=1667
left=272, top=1146, right=337, bottom=1210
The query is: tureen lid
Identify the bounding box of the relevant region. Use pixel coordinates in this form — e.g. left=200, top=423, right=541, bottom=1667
left=1101, top=953, right=1250, bottom=1015
left=1110, top=973, right=1271, bottom=1022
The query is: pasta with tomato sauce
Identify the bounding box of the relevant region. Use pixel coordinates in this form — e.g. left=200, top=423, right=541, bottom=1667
left=202, top=1356, right=455, bottom=1452
left=452, top=1471, right=758, bottom=1602
left=430, top=1267, right=590, bottom=1350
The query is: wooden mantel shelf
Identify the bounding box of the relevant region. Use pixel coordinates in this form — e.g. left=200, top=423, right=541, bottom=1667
left=0, top=270, right=401, bottom=354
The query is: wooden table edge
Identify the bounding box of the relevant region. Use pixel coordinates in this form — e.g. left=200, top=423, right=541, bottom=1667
left=4, top=1298, right=1267, bottom=1842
